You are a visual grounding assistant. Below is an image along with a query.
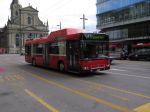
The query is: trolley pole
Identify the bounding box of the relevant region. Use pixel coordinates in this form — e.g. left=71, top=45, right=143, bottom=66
left=80, top=14, right=88, bottom=29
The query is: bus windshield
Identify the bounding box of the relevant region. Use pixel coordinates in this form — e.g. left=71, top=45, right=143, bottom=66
left=80, top=41, right=109, bottom=60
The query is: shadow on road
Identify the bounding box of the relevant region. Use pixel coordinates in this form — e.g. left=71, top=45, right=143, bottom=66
left=17, top=63, right=109, bottom=79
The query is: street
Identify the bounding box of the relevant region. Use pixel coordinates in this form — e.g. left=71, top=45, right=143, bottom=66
left=0, top=54, right=150, bottom=112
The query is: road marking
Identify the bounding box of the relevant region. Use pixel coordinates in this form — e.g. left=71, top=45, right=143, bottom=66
left=111, top=94, right=129, bottom=101
left=14, top=75, right=25, bottom=80
left=76, top=79, right=150, bottom=99
left=134, top=103, right=150, bottom=112
left=24, top=89, right=59, bottom=112
left=105, top=72, right=150, bottom=80
left=2, top=75, right=25, bottom=81
left=30, top=73, right=133, bottom=112
left=35, top=68, right=130, bottom=101
left=110, top=69, right=127, bottom=71
left=11, top=76, right=17, bottom=80
left=79, top=80, right=129, bottom=101
left=113, top=66, right=149, bottom=71
left=88, top=85, right=102, bottom=92
left=29, top=68, right=150, bottom=100
left=5, top=76, right=11, bottom=81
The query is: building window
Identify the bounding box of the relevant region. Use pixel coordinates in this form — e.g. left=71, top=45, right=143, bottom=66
left=28, top=17, right=32, bottom=24
left=16, top=34, right=19, bottom=47
left=40, top=34, right=43, bottom=37
left=16, top=11, right=18, bottom=16
left=29, top=33, right=32, bottom=38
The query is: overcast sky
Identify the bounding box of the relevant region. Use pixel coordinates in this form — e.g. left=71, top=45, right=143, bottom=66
left=0, top=0, right=97, bottom=32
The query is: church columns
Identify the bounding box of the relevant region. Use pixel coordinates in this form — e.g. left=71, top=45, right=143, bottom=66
left=8, top=32, right=19, bottom=53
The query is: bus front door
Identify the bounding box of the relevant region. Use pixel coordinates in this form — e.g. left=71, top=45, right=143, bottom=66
left=67, top=41, right=79, bottom=72
left=43, top=44, right=49, bottom=67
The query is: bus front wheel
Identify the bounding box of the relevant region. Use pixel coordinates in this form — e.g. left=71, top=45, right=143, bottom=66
left=58, top=62, right=65, bottom=72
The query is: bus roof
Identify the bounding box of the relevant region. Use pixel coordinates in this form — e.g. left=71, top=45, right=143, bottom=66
left=48, top=28, right=83, bottom=42
left=24, top=28, right=109, bottom=45
left=25, top=36, right=48, bottom=45
left=25, top=28, right=84, bottom=44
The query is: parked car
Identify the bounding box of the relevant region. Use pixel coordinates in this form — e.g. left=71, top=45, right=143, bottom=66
left=128, top=49, right=150, bottom=61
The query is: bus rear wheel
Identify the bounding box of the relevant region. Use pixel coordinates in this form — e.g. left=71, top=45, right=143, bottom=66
left=58, top=62, right=65, bottom=72
left=32, top=59, right=36, bottom=66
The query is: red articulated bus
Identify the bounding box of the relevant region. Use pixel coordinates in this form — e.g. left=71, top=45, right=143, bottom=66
left=25, top=28, right=110, bottom=73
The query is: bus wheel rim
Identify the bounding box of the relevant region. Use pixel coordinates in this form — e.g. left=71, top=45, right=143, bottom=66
left=59, top=63, right=64, bottom=71
left=33, top=60, right=36, bottom=66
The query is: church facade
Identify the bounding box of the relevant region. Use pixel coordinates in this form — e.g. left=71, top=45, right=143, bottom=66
left=0, top=0, right=49, bottom=53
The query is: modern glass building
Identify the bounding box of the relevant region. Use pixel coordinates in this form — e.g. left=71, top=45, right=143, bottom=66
left=96, top=0, right=150, bottom=56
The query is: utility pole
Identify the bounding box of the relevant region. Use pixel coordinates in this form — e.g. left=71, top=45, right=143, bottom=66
left=57, top=22, right=61, bottom=30
left=19, top=9, right=22, bottom=54
left=80, top=14, right=88, bottom=29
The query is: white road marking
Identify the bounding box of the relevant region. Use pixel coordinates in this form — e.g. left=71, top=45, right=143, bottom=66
left=110, top=68, right=127, bottom=71
left=104, top=72, right=150, bottom=80
left=113, top=66, right=149, bottom=71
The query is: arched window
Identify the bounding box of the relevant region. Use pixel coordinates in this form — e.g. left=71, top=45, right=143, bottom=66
left=16, top=34, right=19, bottom=47
left=16, top=11, right=18, bottom=16
left=29, top=33, right=32, bottom=38
left=28, top=17, right=32, bottom=24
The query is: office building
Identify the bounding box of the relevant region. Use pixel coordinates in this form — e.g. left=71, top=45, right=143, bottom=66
left=96, top=0, right=150, bottom=54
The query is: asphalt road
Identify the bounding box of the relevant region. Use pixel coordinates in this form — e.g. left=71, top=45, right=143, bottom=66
left=0, top=54, right=150, bottom=112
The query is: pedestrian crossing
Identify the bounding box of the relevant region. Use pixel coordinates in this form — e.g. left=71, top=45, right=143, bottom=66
left=0, top=75, right=25, bottom=83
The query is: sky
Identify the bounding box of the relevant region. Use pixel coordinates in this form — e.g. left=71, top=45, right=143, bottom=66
left=0, top=0, right=97, bottom=32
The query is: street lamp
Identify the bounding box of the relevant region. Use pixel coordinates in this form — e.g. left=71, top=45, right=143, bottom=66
left=19, top=9, right=22, bottom=55
left=57, top=22, right=61, bottom=30
left=80, top=14, right=88, bottom=29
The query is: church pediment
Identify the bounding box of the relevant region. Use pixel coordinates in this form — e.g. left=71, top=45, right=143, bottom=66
left=21, top=6, right=38, bottom=12
left=22, top=26, right=39, bottom=31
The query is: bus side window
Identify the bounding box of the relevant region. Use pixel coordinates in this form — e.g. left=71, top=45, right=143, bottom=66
left=36, top=44, right=43, bottom=54
left=49, top=43, right=59, bottom=54
left=25, top=45, right=31, bottom=55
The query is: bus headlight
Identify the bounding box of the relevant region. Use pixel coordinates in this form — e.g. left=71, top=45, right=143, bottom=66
left=107, top=64, right=110, bottom=67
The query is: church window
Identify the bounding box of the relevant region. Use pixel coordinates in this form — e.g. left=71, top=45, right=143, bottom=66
left=16, top=34, right=19, bottom=47
left=28, top=17, right=32, bottom=24
left=16, top=11, right=18, bottom=16
left=29, top=33, right=32, bottom=38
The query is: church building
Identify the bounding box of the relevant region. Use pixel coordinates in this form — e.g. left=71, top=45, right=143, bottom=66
left=0, top=0, right=49, bottom=53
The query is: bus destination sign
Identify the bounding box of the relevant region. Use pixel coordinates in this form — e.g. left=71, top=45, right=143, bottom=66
left=83, top=33, right=107, bottom=40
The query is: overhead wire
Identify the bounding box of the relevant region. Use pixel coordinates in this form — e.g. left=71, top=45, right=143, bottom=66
left=39, top=0, right=96, bottom=31
left=41, top=0, right=74, bottom=15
